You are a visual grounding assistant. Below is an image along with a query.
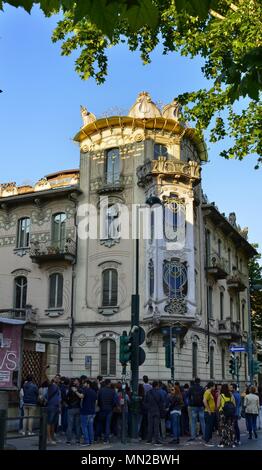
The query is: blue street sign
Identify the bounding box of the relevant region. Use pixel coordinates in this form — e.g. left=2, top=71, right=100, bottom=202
left=230, top=346, right=246, bottom=352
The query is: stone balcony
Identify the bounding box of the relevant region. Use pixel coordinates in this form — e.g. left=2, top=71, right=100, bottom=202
left=217, top=318, right=242, bottom=342
left=137, top=157, right=201, bottom=187
left=29, top=238, right=76, bottom=264
left=96, top=175, right=125, bottom=194
left=227, top=269, right=247, bottom=292
left=206, top=253, right=229, bottom=280
left=0, top=305, right=37, bottom=324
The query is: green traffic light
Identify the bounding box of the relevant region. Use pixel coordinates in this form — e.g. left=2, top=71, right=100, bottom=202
left=119, top=331, right=132, bottom=365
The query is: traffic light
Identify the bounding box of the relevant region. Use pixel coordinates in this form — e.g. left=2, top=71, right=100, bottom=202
left=119, top=330, right=132, bottom=365
left=229, top=354, right=236, bottom=375
left=252, top=359, right=262, bottom=375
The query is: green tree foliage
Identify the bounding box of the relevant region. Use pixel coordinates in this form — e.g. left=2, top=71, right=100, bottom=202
left=1, top=1, right=262, bottom=165
left=249, top=245, right=262, bottom=339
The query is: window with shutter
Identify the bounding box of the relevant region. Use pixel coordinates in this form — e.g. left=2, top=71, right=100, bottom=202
left=17, top=218, right=30, bottom=248
left=14, top=276, right=27, bottom=309
left=102, top=269, right=118, bottom=306
left=49, top=273, right=63, bottom=308
left=52, top=213, right=66, bottom=249
left=100, top=339, right=116, bottom=376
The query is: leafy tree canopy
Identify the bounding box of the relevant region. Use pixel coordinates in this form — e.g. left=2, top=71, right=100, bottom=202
left=249, top=245, right=262, bottom=339
left=1, top=1, right=262, bottom=166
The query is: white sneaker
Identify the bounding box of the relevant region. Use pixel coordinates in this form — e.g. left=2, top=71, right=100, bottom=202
left=19, top=431, right=26, bottom=436
left=28, top=432, right=35, bottom=436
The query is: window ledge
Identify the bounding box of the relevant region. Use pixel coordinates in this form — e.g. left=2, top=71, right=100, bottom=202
left=45, top=308, right=64, bottom=318
left=98, top=306, right=119, bottom=315
left=13, top=247, right=30, bottom=257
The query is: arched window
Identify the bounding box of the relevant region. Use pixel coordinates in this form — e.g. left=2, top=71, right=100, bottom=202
left=49, top=273, right=63, bottom=308
left=230, top=297, right=234, bottom=321
left=220, top=291, right=224, bottom=320
left=221, top=348, right=225, bottom=380
left=192, top=342, right=198, bottom=379
left=14, top=276, right=27, bottom=309
left=17, top=217, right=30, bottom=248
left=242, top=301, right=246, bottom=331
left=149, top=259, right=154, bottom=297
left=154, top=143, right=168, bottom=159
left=207, top=286, right=213, bottom=319
left=105, top=148, right=120, bottom=184
left=102, top=269, right=118, bottom=306
left=210, top=346, right=215, bottom=379
left=163, top=259, right=187, bottom=299
left=52, top=213, right=66, bottom=248
left=100, top=339, right=116, bottom=376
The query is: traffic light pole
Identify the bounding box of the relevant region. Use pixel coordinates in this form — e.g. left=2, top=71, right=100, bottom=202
left=130, top=235, right=140, bottom=439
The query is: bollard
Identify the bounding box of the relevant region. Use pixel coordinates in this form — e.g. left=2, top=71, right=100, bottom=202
left=38, top=407, right=48, bottom=450
left=0, top=409, right=7, bottom=450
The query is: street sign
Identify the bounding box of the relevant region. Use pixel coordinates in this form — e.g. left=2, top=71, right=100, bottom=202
left=230, top=346, right=246, bottom=352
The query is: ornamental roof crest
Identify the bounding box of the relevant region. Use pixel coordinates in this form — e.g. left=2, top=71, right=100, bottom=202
left=80, top=105, right=96, bottom=127
left=128, top=91, right=161, bottom=119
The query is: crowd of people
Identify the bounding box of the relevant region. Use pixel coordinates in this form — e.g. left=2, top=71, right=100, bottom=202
left=19, top=374, right=262, bottom=447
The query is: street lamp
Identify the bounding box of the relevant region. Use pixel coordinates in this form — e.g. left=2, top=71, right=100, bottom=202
left=130, top=196, right=162, bottom=438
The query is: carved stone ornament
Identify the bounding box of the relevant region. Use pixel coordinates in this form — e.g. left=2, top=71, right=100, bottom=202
left=128, top=91, right=161, bottom=119
left=164, top=297, right=187, bottom=315
left=162, top=99, right=182, bottom=122
left=100, top=238, right=120, bottom=248
left=76, top=334, right=89, bottom=346
left=81, top=144, right=90, bottom=153
left=80, top=105, right=96, bottom=127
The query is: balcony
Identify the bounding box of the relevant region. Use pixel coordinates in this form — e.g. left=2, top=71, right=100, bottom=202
left=96, top=175, right=125, bottom=194
left=29, top=238, right=76, bottom=264
left=206, top=253, right=229, bottom=280
left=217, top=318, right=242, bottom=341
left=137, top=157, right=201, bottom=187
left=0, top=305, right=37, bottom=324
left=227, top=269, right=246, bottom=292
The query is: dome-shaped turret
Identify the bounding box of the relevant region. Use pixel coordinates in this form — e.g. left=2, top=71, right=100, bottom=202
left=162, top=99, right=182, bottom=121
left=128, top=92, right=161, bottom=119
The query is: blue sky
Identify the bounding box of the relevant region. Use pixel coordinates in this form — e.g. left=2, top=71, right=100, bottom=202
left=0, top=6, right=261, bottom=256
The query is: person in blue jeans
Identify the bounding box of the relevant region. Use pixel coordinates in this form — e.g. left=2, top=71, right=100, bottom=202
left=77, top=380, right=97, bottom=446
left=96, top=379, right=118, bottom=443
left=169, top=385, right=184, bottom=444
left=188, top=378, right=205, bottom=441
left=65, top=378, right=81, bottom=444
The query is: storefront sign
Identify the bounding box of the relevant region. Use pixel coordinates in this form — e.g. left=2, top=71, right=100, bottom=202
left=35, top=342, right=46, bottom=353
left=0, top=324, right=22, bottom=389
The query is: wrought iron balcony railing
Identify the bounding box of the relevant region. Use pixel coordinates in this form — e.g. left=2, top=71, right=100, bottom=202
left=30, top=238, right=76, bottom=264
left=0, top=306, right=37, bottom=324
left=96, top=174, right=125, bottom=194
left=227, top=269, right=247, bottom=292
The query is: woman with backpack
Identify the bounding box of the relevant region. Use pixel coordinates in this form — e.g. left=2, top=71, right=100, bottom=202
left=217, top=384, right=236, bottom=448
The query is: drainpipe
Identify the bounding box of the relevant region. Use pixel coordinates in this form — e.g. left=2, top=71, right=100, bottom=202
left=204, top=227, right=210, bottom=365
left=68, top=192, right=78, bottom=362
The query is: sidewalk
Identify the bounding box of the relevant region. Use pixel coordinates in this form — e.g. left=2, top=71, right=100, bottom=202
left=5, top=427, right=262, bottom=451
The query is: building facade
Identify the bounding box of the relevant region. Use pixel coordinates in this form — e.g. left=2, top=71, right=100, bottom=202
left=0, top=92, right=256, bottom=389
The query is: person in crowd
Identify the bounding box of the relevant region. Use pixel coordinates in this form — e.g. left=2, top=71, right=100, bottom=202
left=217, top=384, right=236, bottom=448
left=18, top=379, right=26, bottom=434
left=188, top=378, right=205, bottom=441
left=59, top=377, right=69, bottom=433
left=244, top=385, right=260, bottom=439
left=203, top=381, right=216, bottom=447
left=159, top=381, right=169, bottom=441
left=169, top=385, right=184, bottom=444
left=137, top=383, right=146, bottom=438
left=144, top=381, right=165, bottom=446
left=22, top=375, right=39, bottom=436
left=257, top=386, right=262, bottom=430
left=46, top=377, right=61, bottom=445
left=181, top=383, right=190, bottom=436
left=230, top=383, right=241, bottom=446
left=96, top=376, right=103, bottom=390
left=77, top=379, right=97, bottom=446
left=96, top=378, right=117, bottom=443
left=66, top=378, right=81, bottom=445
left=143, top=376, right=152, bottom=395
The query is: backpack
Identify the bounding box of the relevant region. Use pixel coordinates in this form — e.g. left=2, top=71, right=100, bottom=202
left=190, top=386, right=204, bottom=407
left=222, top=395, right=236, bottom=417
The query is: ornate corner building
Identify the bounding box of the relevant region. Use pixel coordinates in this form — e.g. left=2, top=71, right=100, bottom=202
left=0, top=92, right=257, bottom=388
